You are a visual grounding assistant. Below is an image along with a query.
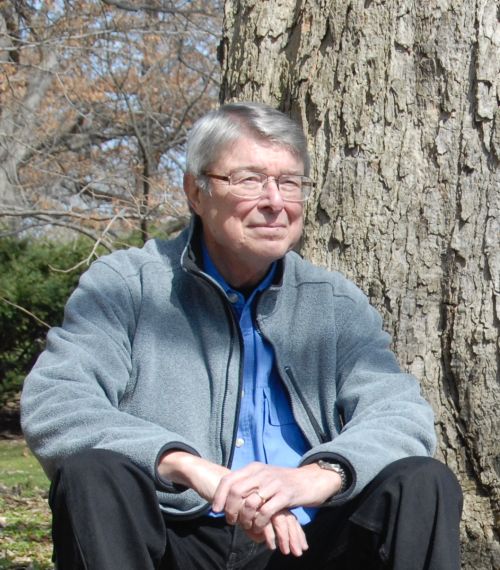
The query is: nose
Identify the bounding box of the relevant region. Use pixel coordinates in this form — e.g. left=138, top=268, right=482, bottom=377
left=261, top=177, right=284, bottom=210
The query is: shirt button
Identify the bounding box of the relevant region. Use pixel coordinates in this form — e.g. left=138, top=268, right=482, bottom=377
left=227, top=292, right=239, bottom=304
left=235, top=437, right=245, bottom=448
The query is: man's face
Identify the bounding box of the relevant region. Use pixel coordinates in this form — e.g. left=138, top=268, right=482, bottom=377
left=185, top=135, right=305, bottom=287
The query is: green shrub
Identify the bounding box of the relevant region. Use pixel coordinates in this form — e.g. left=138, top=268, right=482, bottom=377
left=0, top=237, right=101, bottom=403
left=0, top=220, right=188, bottom=406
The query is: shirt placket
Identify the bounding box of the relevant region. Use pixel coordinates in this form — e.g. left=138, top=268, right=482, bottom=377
left=230, top=291, right=268, bottom=467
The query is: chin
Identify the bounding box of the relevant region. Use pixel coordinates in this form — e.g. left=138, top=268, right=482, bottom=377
left=254, top=242, right=290, bottom=261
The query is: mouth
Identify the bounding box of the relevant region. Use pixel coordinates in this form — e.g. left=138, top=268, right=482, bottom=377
left=249, top=223, right=287, bottom=229
left=248, top=224, right=288, bottom=238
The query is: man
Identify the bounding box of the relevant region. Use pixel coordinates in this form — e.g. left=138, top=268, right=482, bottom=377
left=21, top=102, right=462, bottom=569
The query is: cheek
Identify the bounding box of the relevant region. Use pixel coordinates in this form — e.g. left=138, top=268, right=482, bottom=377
left=224, top=204, right=258, bottom=234
left=289, top=207, right=304, bottom=229
left=291, top=219, right=304, bottom=245
left=209, top=209, right=247, bottom=243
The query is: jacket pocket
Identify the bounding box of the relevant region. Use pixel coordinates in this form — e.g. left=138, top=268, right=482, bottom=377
left=262, top=387, right=309, bottom=464
left=264, top=386, right=296, bottom=426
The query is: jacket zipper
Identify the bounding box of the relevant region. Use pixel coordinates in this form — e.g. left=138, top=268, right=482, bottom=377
left=221, top=301, right=243, bottom=469
left=253, top=296, right=328, bottom=446
left=194, top=271, right=243, bottom=468
left=284, top=366, right=328, bottom=444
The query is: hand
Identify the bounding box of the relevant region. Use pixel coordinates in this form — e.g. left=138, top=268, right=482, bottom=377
left=245, top=509, right=309, bottom=556
left=211, top=484, right=308, bottom=555
left=158, top=454, right=337, bottom=556
left=212, top=462, right=341, bottom=532
left=157, top=451, right=230, bottom=502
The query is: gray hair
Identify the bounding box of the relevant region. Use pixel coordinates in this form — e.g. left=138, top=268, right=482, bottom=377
left=186, top=102, right=310, bottom=192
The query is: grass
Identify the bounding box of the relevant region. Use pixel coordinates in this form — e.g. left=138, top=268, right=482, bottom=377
left=0, top=439, right=53, bottom=570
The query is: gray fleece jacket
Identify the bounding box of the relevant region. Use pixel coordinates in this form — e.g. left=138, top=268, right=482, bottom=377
left=21, top=219, right=436, bottom=519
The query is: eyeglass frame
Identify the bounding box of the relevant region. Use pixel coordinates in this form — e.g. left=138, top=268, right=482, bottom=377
left=202, top=170, right=315, bottom=202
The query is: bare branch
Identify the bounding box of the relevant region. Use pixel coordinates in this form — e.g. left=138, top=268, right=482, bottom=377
left=49, top=208, right=126, bottom=273
left=0, top=0, right=220, bottom=246
left=100, top=0, right=216, bottom=18
left=0, top=208, right=141, bottom=222
left=0, top=293, right=51, bottom=329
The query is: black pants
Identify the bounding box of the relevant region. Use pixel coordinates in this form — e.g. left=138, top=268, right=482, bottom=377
left=49, top=450, right=463, bottom=569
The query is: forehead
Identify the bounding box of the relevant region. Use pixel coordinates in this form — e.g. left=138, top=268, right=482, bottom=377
left=213, top=135, right=304, bottom=173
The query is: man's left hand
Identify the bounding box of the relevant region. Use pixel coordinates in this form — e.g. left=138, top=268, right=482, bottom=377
left=211, top=461, right=341, bottom=532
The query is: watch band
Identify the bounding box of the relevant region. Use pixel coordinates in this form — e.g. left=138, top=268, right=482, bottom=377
left=317, top=460, right=348, bottom=494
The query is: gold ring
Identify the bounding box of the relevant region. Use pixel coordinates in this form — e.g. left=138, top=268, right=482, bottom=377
left=255, top=491, right=267, bottom=505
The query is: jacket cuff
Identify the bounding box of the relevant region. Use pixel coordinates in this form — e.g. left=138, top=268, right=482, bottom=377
left=154, top=442, right=201, bottom=493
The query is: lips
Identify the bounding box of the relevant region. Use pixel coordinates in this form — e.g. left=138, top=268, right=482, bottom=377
left=249, top=223, right=287, bottom=229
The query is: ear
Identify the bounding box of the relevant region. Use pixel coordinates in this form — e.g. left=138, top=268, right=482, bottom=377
left=183, top=173, right=204, bottom=215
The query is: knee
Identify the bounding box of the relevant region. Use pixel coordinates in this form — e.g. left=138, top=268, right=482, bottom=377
left=55, top=449, right=133, bottom=488
left=399, top=456, right=460, bottom=490
left=382, top=456, right=463, bottom=509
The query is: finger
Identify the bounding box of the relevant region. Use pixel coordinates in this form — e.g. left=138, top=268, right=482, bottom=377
left=254, top=490, right=268, bottom=505
left=271, top=512, right=291, bottom=555
left=211, top=472, right=236, bottom=513
left=238, top=492, right=263, bottom=530
left=252, top=493, right=289, bottom=531
left=262, top=522, right=277, bottom=551
left=272, top=510, right=308, bottom=557
left=243, top=528, right=266, bottom=544
left=216, top=481, right=254, bottom=521
left=225, top=510, right=239, bottom=525
left=287, top=516, right=308, bottom=557
left=299, top=522, right=309, bottom=552
left=223, top=486, right=260, bottom=524
left=213, top=467, right=264, bottom=513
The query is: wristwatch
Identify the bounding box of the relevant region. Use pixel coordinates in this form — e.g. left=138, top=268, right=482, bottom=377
left=317, top=460, right=348, bottom=495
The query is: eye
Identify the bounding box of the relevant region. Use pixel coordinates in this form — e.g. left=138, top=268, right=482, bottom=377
left=278, top=175, right=302, bottom=190
left=232, top=171, right=263, bottom=186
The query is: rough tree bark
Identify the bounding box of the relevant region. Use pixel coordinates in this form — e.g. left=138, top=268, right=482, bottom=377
left=219, top=0, right=499, bottom=568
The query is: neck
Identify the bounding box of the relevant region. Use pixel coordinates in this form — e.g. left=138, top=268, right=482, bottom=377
left=210, top=255, right=271, bottom=289
left=201, top=237, right=272, bottom=289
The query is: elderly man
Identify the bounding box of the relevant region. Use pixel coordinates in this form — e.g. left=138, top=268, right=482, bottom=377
left=21, top=102, right=462, bottom=569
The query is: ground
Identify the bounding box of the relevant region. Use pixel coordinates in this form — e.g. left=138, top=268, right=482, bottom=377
left=0, top=438, right=53, bottom=570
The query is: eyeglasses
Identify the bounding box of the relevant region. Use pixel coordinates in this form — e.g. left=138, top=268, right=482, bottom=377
left=203, top=170, right=315, bottom=202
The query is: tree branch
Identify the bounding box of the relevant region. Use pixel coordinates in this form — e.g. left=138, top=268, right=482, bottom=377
left=0, top=294, right=50, bottom=329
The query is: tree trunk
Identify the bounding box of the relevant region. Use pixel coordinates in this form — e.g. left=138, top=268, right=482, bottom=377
left=0, top=34, right=58, bottom=208
left=220, top=0, right=499, bottom=568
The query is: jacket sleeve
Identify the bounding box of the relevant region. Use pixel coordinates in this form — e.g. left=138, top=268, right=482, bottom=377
left=20, top=258, right=199, bottom=488
left=301, top=290, right=437, bottom=504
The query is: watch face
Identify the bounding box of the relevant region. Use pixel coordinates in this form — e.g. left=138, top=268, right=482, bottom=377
left=318, top=460, right=348, bottom=494
left=318, top=460, right=341, bottom=473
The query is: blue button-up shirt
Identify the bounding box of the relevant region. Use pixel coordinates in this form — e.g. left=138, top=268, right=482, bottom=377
left=202, top=244, right=316, bottom=525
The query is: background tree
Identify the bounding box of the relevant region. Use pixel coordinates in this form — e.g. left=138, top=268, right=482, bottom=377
left=0, top=0, right=222, bottom=247
left=0, top=0, right=222, bottom=417
left=219, top=0, right=499, bottom=568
